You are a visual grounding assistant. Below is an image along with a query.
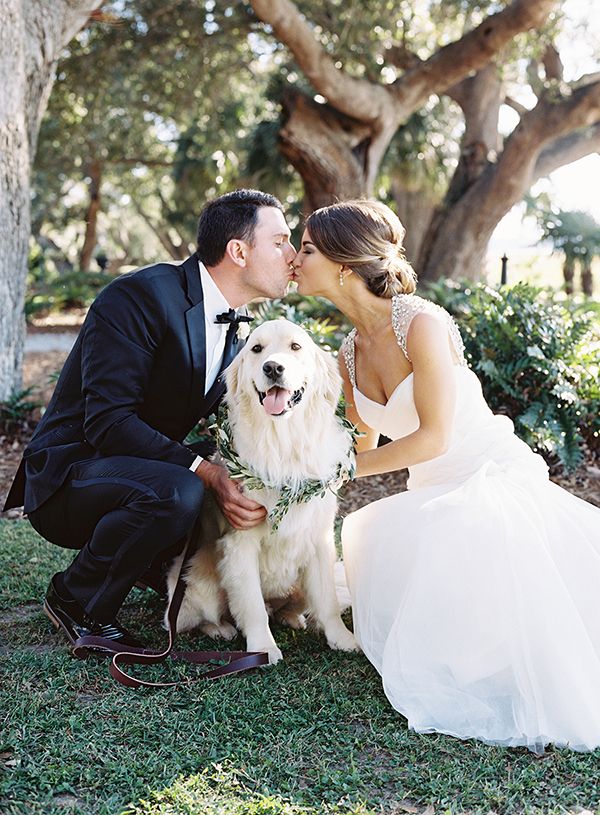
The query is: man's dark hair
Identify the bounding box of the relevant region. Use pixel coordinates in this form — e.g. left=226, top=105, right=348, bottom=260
left=196, top=189, right=284, bottom=267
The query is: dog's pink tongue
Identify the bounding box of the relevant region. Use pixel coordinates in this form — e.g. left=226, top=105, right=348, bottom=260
left=263, top=387, right=291, bottom=415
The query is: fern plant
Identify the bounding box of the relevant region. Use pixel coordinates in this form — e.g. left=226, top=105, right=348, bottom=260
left=0, top=388, right=42, bottom=435
left=425, top=280, right=600, bottom=472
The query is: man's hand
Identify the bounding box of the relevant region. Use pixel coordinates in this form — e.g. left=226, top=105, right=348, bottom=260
left=195, top=460, right=267, bottom=530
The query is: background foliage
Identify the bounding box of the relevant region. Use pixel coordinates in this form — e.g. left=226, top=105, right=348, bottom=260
left=424, top=280, right=600, bottom=471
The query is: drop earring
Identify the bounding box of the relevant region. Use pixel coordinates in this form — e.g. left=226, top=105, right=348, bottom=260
left=339, top=267, right=345, bottom=286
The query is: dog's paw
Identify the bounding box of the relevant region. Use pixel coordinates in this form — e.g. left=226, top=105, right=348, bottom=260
left=266, top=645, right=284, bottom=664
left=326, top=627, right=361, bottom=653
left=275, top=610, right=307, bottom=630
left=247, top=637, right=283, bottom=665
left=200, top=621, right=238, bottom=640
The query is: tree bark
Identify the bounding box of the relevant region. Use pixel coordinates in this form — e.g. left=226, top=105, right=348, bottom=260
left=417, top=79, right=600, bottom=281
left=563, top=256, right=575, bottom=294
left=417, top=65, right=503, bottom=279
left=534, top=123, right=600, bottom=178
left=251, top=0, right=600, bottom=284
left=0, top=0, right=103, bottom=401
left=581, top=258, right=593, bottom=296
left=79, top=158, right=102, bottom=272
left=390, top=183, right=439, bottom=266
left=0, top=0, right=29, bottom=401
left=250, top=0, right=556, bottom=204
left=279, top=90, right=371, bottom=211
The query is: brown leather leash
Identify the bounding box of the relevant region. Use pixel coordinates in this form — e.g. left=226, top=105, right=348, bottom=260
left=70, top=535, right=269, bottom=688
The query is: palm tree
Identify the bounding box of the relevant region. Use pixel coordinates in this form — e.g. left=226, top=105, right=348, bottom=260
left=528, top=201, right=600, bottom=295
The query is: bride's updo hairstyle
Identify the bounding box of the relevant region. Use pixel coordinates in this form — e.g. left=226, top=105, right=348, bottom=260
left=305, top=200, right=417, bottom=297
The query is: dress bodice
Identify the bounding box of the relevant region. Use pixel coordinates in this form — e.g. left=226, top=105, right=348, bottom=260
left=341, top=295, right=548, bottom=489
left=341, top=294, right=467, bottom=390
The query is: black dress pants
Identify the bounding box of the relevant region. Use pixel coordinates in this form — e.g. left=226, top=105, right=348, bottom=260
left=28, top=456, right=205, bottom=622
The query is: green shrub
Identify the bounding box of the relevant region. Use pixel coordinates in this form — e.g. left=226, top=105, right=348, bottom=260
left=250, top=296, right=348, bottom=351
left=25, top=264, right=115, bottom=319
left=0, top=387, right=42, bottom=436
left=424, top=279, right=600, bottom=472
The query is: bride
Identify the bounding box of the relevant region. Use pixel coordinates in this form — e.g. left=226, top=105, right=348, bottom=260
left=289, top=199, right=600, bottom=753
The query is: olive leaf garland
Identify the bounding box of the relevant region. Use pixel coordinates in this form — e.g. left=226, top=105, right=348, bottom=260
left=213, top=401, right=360, bottom=531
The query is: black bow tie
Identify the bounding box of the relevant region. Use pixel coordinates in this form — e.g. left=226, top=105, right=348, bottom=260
left=214, top=309, right=254, bottom=327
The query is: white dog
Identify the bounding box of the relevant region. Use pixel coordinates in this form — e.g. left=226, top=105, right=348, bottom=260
left=166, top=319, right=359, bottom=664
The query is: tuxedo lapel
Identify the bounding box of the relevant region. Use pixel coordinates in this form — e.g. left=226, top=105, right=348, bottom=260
left=181, top=254, right=251, bottom=421
left=181, top=254, right=207, bottom=426
left=182, top=253, right=203, bottom=304
left=221, top=319, right=241, bottom=371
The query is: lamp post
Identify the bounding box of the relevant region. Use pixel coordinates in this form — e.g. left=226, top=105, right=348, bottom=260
left=500, top=253, right=508, bottom=286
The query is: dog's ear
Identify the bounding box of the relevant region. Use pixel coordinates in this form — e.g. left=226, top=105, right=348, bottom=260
left=315, top=345, right=343, bottom=409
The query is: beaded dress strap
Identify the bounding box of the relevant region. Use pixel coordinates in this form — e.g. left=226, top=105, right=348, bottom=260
left=391, top=294, right=467, bottom=365
left=341, top=329, right=358, bottom=389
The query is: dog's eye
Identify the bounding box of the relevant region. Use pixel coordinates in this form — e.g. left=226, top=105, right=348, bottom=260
left=291, top=343, right=302, bottom=351
left=251, top=344, right=263, bottom=353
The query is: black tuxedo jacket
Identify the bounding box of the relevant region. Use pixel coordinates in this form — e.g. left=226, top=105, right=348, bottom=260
left=3, top=254, right=241, bottom=514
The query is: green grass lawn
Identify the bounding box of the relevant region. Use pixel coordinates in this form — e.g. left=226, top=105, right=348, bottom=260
left=1, top=520, right=600, bottom=815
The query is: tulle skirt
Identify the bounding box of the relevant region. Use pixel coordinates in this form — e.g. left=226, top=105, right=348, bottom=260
left=342, top=462, right=600, bottom=752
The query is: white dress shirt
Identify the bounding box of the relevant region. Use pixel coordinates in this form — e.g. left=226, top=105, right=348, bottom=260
left=199, top=260, right=232, bottom=394
left=189, top=260, right=233, bottom=472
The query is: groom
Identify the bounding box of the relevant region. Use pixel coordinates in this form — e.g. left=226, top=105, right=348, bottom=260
left=2, top=188, right=296, bottom=648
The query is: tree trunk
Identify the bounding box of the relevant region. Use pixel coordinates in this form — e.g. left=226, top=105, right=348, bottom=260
left=390, top=183, right=438, bottom=267
left=580, top=257, right=593, bottom=296
left=0, top=0, right=102, bottom=401
left=79, top=158, right=102, bottom=272
left=417, top=66, right=503, bottom=281
left=563, top=256, right=575, bottom=294
left=252, top=0, right=555, bottom=216
left=0, top=1, right=29, bottom=401
left=417, top=76, right=600, bottom=282
left=279, top=90, right=373, bottom=211
left=252, top=2, right=600, bottom=284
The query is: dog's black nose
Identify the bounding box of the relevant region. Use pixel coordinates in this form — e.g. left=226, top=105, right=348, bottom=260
left=263, top=360, right=285, bottom=381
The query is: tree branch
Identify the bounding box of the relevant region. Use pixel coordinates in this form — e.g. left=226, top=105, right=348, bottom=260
left=390, top=0, right=557, bottom=115
left=132, top=198, right=186, bottom=260
left=534, top=122, right=600, bottom=179
left=504, top=95, right=531, bottom=116
left=523, top=80, right=600, bottom=148
left=466, top=79, right=600, bottom=223
left=251, top=0, right=557, bottom=127
left=249, top=0, right=389, bottom=122
left=385, top=44, right=422, bottom=72
left=23, top=0, right=105, bottom=152
left=542, top=43, right=563, bottom=82
left=110, top=157, right=173, bottom=167
left=445, top=76, right=472, bottom=109
left=574, top=71, right=600, bottom=89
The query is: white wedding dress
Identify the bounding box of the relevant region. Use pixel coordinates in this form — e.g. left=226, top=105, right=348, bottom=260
left=341, top=294, right=600, bottom=753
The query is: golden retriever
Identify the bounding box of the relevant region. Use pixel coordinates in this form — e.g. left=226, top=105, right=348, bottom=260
left=166, top=319, right=359, bottom=664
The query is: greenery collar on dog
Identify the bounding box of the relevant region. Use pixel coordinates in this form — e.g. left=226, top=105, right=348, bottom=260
left=214, top=403, right=359, bottom=531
